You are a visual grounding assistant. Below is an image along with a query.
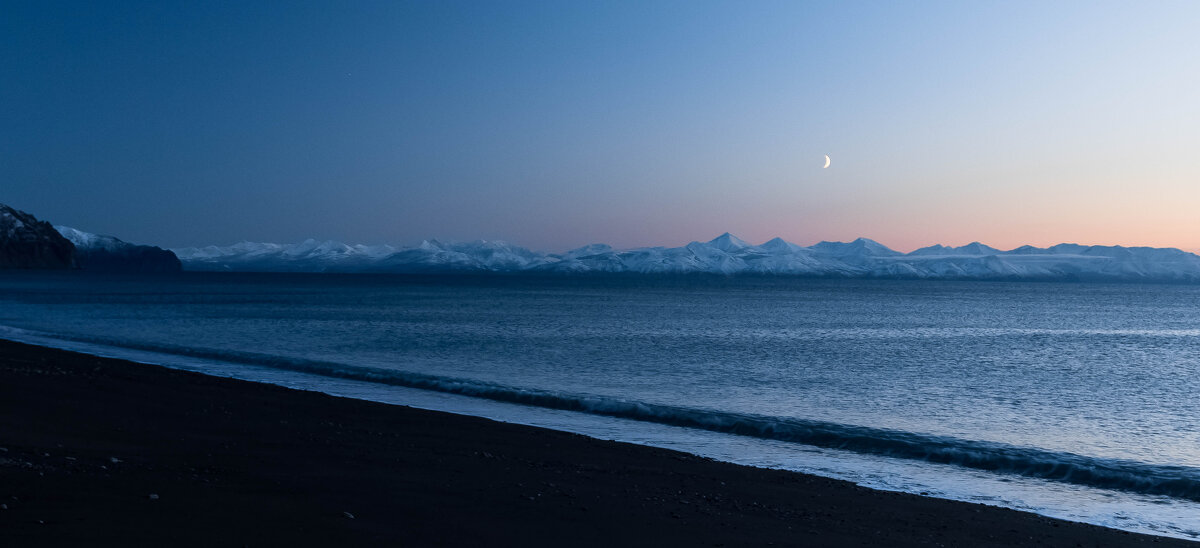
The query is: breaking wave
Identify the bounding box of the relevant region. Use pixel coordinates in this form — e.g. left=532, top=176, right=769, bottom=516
left=5, top=325, right=1200, bottom=502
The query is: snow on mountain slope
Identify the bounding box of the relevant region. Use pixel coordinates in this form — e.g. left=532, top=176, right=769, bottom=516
left=171, top=234, right=1200, bottom=281
left=707, top=232, right=753, bottom=253
left=56, top=226, right=182, bottom=272
left=909, top=242, right=1001, bottom=257
left=175, top=238, right=550, bottom=273
left=56, top=226, right=122, bottom=251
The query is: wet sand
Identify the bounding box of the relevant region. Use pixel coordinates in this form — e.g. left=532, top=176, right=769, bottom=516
left=0, top=339, right=1193, bottom=546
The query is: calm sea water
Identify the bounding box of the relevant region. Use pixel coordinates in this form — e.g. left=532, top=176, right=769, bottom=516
left=2, top=272, right=1199, bottom=539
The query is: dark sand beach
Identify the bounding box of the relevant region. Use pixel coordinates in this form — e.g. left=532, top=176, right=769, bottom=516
left=0, top=339, right=1193, bottom=547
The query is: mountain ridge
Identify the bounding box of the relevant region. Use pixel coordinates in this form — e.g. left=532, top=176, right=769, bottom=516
left=172, top=234, right=1200, bottom=282
left=56, top=226, right=182, bottom=273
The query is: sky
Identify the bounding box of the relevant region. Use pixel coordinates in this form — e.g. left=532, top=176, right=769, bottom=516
left=3, top=0, right=1200, bottom=253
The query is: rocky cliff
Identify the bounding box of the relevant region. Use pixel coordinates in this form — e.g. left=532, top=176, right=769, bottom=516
left=0, top=203, right=77, bottom=269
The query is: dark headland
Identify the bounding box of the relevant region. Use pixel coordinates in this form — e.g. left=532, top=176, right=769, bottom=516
left=0, top=203, right=181, bottom=273
left=0, top=339, right=1194, bottom=547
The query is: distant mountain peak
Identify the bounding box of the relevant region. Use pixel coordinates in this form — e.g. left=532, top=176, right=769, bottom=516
left=910, top=242, right=1000, bottom=257
left=957, top=242, right=1000, bottom=255
left=760, top=237, right=806, bottom=253
left=850, top=237, right=898, bottom=252
left=910, top=244, right=951, bottom=255
left=812, top=238, right=900, bottom=257
left=707, top=232, right=752, bottom=252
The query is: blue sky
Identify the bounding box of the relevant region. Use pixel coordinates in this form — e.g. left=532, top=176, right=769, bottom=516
left=4, top=1, right=1199, bottom=251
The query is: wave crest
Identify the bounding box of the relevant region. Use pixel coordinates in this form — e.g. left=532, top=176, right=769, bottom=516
left=5, top=325, right=1199, bottom=502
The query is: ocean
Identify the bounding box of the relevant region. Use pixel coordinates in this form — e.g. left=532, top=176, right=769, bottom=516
left=2, top=271, right=1198, bottom=539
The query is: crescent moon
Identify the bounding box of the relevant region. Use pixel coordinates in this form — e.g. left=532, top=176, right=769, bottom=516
left=823, top=155, right=831, bottom=168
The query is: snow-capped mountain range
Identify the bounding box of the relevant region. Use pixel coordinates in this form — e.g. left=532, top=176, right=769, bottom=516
left=171, top=233, right=1200, bottom=282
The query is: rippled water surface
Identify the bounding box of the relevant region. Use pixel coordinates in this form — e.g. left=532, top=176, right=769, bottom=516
left=2, top=272, right=1199, bottom=538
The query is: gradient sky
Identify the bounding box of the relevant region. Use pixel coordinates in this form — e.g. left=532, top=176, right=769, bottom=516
left=4, top=1, right=1200, bottom=252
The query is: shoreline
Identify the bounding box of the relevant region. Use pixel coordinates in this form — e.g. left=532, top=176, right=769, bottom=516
left=1, top=338, right=1195, bottom=546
